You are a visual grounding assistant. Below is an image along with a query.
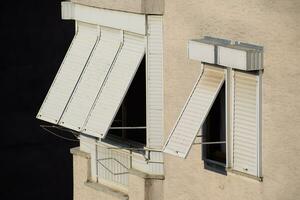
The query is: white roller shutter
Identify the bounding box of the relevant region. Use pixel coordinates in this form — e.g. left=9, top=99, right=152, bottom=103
left=83, top=33, right=145, bottom=138
left=59, top=27, right=122, bottom=131
left=163, top=66, right=225, bottom=158
left=147, top=16, right=164, bottom=148
left=36, top=22, right=98, bottom=124
left=232, top=71, right=260, bottom=176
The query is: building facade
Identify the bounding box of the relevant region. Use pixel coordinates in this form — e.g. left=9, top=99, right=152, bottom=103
left=37, top=0, right=300, bottom=200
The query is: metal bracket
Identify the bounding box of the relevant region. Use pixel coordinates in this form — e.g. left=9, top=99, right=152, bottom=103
left=193, top=141, right=226, bottom=145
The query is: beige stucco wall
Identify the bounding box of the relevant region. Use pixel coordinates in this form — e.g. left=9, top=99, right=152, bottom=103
left=73, top=153, right=125, bottom=200
left=163, top=0, right=300, bottom=200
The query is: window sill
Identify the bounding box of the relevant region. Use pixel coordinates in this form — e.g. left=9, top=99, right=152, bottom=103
left=84, top=181, right=129, bottom=200
left=129, top=168, right=165, bottom=180
left=70, top=147, right=91, bottom=159
left=226, top=168, right=263, bottom=182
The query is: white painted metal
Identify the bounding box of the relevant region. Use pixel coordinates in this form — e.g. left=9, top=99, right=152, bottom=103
left=218, top=46, right=247, bottom=70
left=61, top=1, right=74, bottom=20
left=130, top=151, right=164, bottom=175
left=59, top=27, right=122, bottom=131
left=36, top=22, right=98, bottom=124
left=226, top=68, right=233, bottom=168
left=97, top=144, right=130, bottom=188
left=61, top=2, right=146, bottom=35
left=163, top=66, right=225, bottom=158
left=187, top=37, right=263, bottom=71
left=147, top=16, right=164, bottom=148
left=83, top=33, right=145, bottom=138
left=232, top=71, right=259, bottom=176
left=188, top=40, right=215, bottom=64
left=218, top=44, right=263, bottom=71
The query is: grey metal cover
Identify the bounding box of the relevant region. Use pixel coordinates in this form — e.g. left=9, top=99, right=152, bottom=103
left=36, top=22, right=98, bottom=124
left=163, top=66, right=225, bottom=158
left=59, top=27, right=122, bottom=131
left=83, top=33, right=145, bottom=138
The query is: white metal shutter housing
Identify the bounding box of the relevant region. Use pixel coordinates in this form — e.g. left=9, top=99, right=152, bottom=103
left=233, top=71, right=260, bottom=176
left=59, top=27, right=122, bottom=131
left=163, top=66, right=225, bottom=158
left=36, top=22, right=99, bottom=124
left=147, top=16, right=164, bottom=148
left=83, top=33, right=145, bottom=138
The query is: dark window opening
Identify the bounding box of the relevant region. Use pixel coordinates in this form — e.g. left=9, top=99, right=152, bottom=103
left=202, top=82, right=226, bottom=175
left=104, top=56, right=146, bottom=148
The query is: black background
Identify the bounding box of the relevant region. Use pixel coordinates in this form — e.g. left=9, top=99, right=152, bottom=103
left=0, top=1, right=78, bottom=199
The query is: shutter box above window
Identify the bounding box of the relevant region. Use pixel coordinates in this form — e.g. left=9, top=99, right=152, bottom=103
left=188, top=36, right=263, bottom=71
left=61, top=1, right=146, bottom=35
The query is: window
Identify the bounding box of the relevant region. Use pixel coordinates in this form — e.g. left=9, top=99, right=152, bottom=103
left=163, top=66, right=225, bottom=158
left=202, top=83, right=226, bottom=174
left=105, top=56, right=146, bottom=146
left=164, top=36, right=263, bottom=179
left=163, top=65, right=262, bottom=178
left=37, top=5, right=164, bottom=186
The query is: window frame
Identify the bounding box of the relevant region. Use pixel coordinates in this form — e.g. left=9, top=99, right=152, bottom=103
left=199, top=64, right=262, bottom=179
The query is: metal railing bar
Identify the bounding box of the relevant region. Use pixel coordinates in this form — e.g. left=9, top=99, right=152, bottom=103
left=109, top=126, right=147, bottom=130
left=194, top=141, right=226, bottom=145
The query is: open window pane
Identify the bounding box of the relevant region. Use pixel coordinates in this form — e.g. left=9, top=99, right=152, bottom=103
left=202, top=83, right=226, bottom=174
left=107, top=56, right=146, bottom=146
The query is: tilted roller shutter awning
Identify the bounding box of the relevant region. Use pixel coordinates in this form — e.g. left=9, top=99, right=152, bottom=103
left=59, top=27, right=122, bottom=131
left=163, top=66, right=225, bottom=158
left=37, top=22, right=99, bottom=124
left=37, top=21, right=146, bottom=139
left=82, top=33, right=145, bottom=138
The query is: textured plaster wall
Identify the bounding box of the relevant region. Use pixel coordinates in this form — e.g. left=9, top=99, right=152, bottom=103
left=163, top=0, right=300, bottom=200
left=73, top=155, right=121, bottom=200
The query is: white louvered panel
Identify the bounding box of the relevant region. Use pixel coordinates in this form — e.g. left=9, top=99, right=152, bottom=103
left=163, top=67, right=225, bottom=158
left=97, top=145, right=129, bottom=188
left=59, top=27, right=122, bottom=131
left=83, top=33, right=145, bottom=138
left=147, top=16, right=164, bottom=148
left=233, top=71, right=259, bottom=176
left=131, top=152, right=163, bottom=175
left=36, top=22, right=98, bottom=124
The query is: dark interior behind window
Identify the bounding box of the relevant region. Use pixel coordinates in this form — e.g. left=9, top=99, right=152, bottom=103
left=202, top=83, right=226, bottom=174
left=106, top=56, right=146, bottom=146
